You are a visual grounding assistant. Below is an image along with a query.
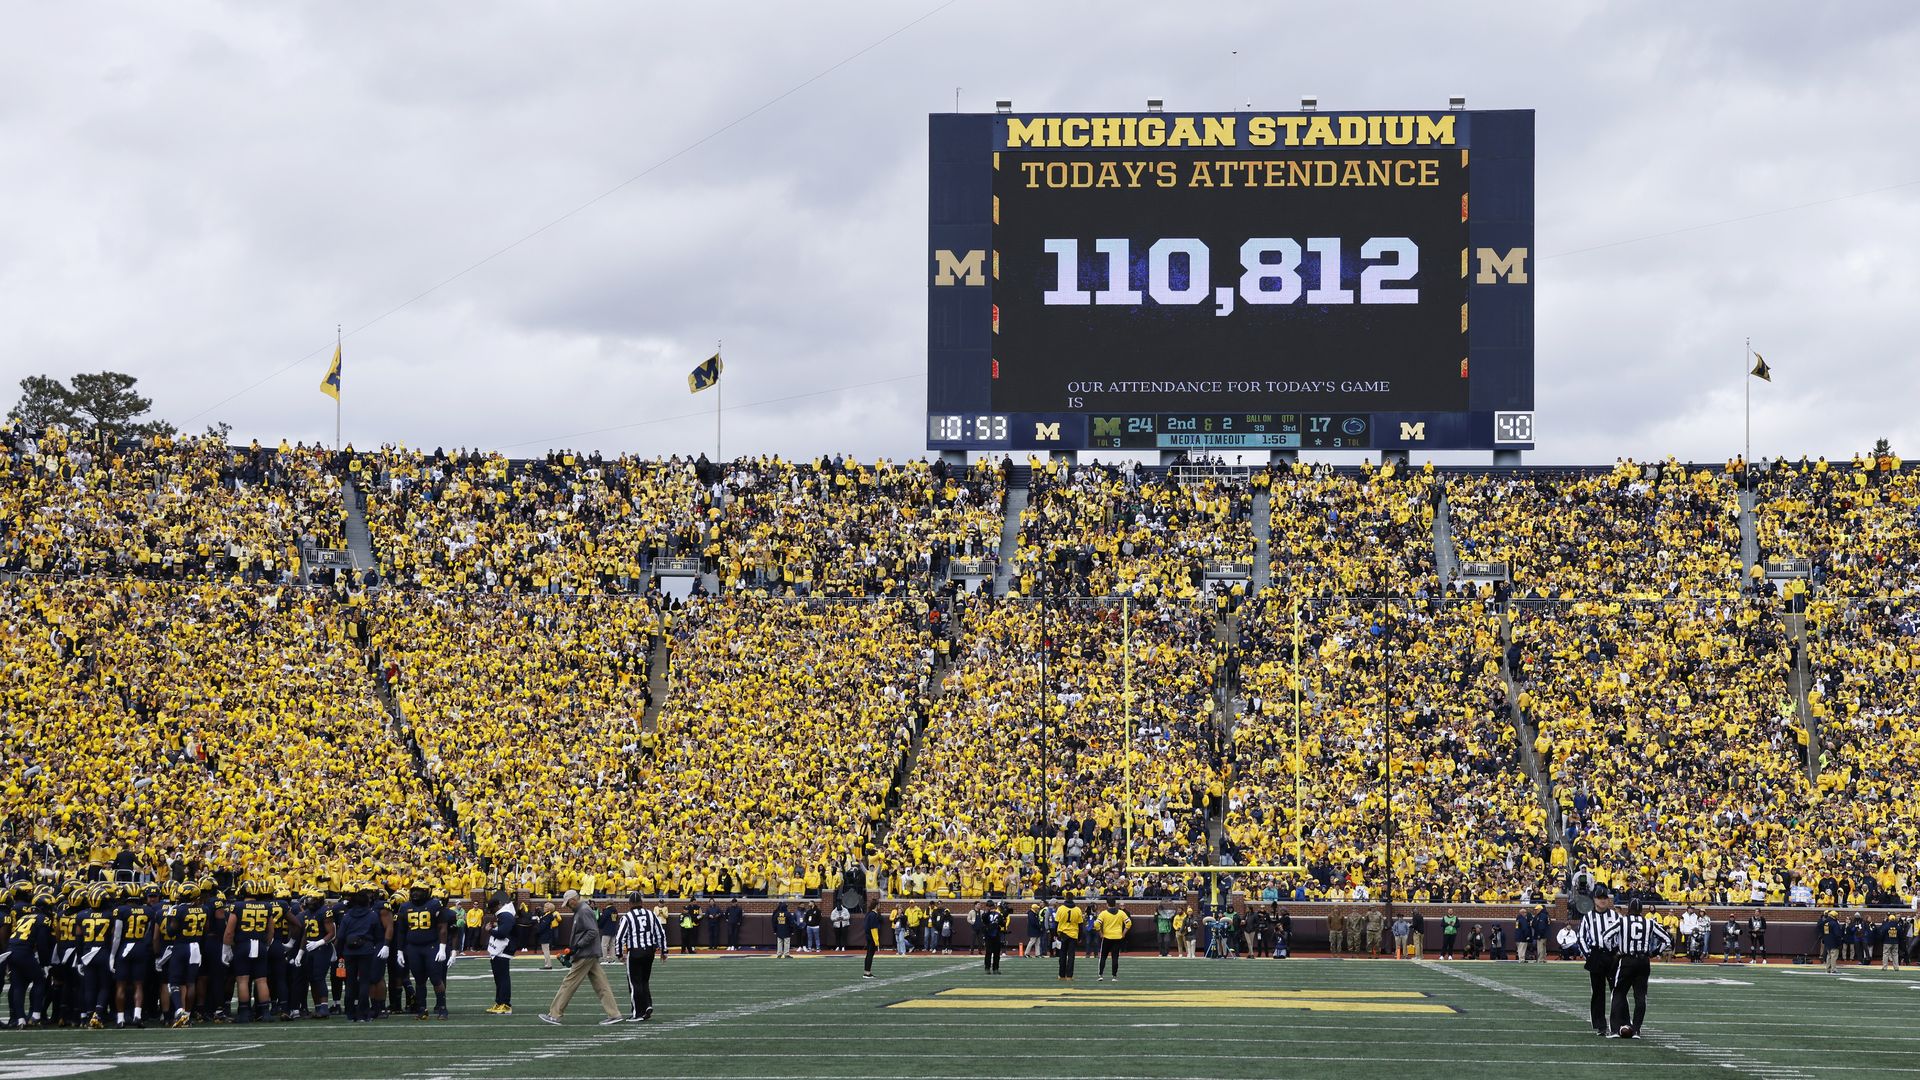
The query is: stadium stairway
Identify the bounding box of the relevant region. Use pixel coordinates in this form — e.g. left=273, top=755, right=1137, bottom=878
left=992, top=466, right=1031, bottom=596
left=1738, top=488, right=1760, bottom=575
left=1432, top=486, right=1460, bottom=586
left=639, top=633, right=672, bottom=737
left=367, top=673, right=476, bottom=857
left=1250, top=485, right=1272, bottom=590
left=1208, top=610, right=1243, bottom=868
left=868, top=646, right=949, bottom=850
left=343, top=477, right=378, bottom=574
left=1784, top=610, right=1822, bottom=782
left=1494, top=602, right=1570, bottom=865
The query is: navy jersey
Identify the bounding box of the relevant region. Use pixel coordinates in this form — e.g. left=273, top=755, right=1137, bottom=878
left=197, top=901, right=226, bottom=951
left=233, top=898, right=279, bottom=944
left=164, top=902, right=198, bottom=944
left=276, top=903, right=303, bottom=945
left=9, top=908, right=53, bottom=963
left=78, top=910, right=114, bottom=951
left=115, top=901, right=160, bottom=950
left=398, top=900, right=444, bottom=947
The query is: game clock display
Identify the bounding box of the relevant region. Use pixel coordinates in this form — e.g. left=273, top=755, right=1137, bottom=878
left=928, top=414, right=1010, bottom=444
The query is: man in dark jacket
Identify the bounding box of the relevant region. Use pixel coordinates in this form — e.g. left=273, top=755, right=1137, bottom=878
left=724, top=901, right=744, bottom=951
left=1514, top=908, right=1536, bottom=962
left=979, top=903, right=1006, bottom=973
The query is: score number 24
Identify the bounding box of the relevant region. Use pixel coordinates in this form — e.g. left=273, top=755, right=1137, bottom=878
left=1042, top=237, right=1417, bottom=312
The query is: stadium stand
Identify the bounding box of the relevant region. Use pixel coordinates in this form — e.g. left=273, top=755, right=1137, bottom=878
left=0, top=435, right=1913, bottom=915
left=358, top=446, right=704, bottom=592
left=1446, top=460, right=1744, bottom=598
left=367, top=589, right=662, bottom=893
left=0, top=430, right=343, bottom=581
left=1511, top=598, right=1808, bottom=904
left=882, top=596, right=1223, bottom=900
left=0, top=579, right=453, bottom=885
left=1226, top=595, right=1549, bottom=903
left=702, top=456, right=1004, bottom=595
left=1265, top=460, right=1436, bottom=596
left=1014, top=458, right=1254, bottom=599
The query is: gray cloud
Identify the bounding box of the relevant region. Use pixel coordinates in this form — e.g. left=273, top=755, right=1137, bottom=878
left=1, top=0, right=1915, bottom=463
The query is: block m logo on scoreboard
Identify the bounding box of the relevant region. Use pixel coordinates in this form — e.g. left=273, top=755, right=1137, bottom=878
left=1474, top=247, right=1530, bottom=284
left=933, top=249, right=987, bottom=285
left=1398, top=422, right=1427, bottom=441
left=1033, top=421, right=1062, bottom=442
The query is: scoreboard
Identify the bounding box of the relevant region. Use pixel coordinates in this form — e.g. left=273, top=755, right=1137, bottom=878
left=927, top=109, right=1534, bottom=452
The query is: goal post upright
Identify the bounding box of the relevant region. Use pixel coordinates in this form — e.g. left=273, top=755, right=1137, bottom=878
left=1122, top=593, right=1132, bottom=873
left=1293, top=594, right=1303, bottom=869
left=1119, top=594, right=1307, bottom=909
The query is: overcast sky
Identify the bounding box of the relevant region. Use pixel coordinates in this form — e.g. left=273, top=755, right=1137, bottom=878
left=2, top=0, right=1916, bottom=464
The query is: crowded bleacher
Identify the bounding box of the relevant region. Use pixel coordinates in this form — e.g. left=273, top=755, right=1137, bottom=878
left=0, top=431, right=1913, bottom=914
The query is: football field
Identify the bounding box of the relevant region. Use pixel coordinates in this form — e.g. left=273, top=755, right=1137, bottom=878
left=3, top=954, right=1915, bottom=1080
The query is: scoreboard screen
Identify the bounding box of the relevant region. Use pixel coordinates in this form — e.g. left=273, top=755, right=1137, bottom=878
left=927, top=109, right=1534, bottom=452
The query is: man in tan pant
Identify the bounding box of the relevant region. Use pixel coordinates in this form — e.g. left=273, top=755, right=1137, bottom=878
left=540, top=891, right=625, bottom=1026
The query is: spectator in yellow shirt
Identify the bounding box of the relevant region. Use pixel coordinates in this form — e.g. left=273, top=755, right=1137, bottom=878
left=1053, top=897, right=1084, bottom=980
left=1093, top=898, right=1132, bottom=981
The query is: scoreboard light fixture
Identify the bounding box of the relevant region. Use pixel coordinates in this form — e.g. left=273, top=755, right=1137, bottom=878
left=1300, top=95, right=1317, bottom=111
left=995, top=99, right=1012, bottom=114
left=1146, top=98, right=1164, bottom=112
left=1449, top=95, right=1467, bottom=110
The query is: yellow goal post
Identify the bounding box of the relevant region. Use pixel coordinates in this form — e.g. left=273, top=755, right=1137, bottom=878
left=1120, top=595, right=1306, bottom=900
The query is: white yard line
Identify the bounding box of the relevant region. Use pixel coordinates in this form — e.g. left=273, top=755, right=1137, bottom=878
left=399, top=960, right=974, bottom=1080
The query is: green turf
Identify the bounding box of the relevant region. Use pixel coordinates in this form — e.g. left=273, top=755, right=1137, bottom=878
left=3, top=955, right=1916, bottom=1079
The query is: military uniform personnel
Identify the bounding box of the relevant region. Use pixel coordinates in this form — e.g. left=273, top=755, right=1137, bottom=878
left=1327, top=908, right=1345, bottom=957
left=1879, top=914, right=1907, bottom=971
left=1816, top=910, right=1844, bottom=973
left=1362, top=907, right=1383, bottom=957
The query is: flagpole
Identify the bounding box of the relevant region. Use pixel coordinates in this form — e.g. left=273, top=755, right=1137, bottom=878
left=1744, top=337, right=1751, bottom=495
left=336, top=323, right=343, bottom=453
left=715, top=340, right=723, bottom=464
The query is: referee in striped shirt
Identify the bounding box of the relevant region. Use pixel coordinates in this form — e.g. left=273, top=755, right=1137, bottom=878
left=613, top=895, right=668, bottom=1022
left=1575, top=886, right=1623, bottom=1036
left=1602, top=898, right=1671, bottom=1038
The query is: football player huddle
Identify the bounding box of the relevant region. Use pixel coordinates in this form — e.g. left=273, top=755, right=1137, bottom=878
left=2, top=878, right=458, bottom=1029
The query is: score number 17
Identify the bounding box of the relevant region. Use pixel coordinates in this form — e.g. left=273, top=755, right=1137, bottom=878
left=1042, top=237, right=1418, bottom=310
